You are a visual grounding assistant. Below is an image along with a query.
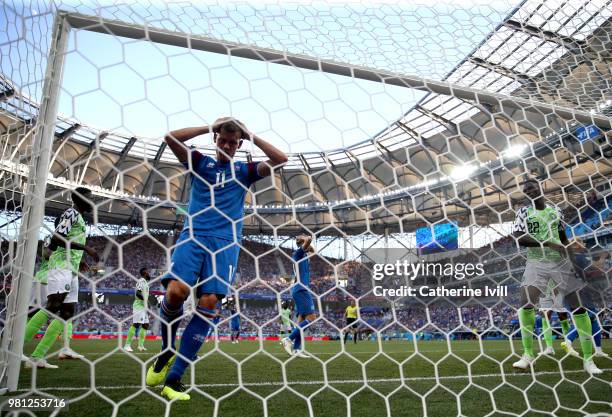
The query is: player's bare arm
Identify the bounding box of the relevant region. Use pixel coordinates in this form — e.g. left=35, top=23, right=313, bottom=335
left=50, top=234, right=99, bottom=263
left=164, top=125, right=212, bottom=164
left=299, top=235, right=313, bottom=252
left=235, top=120, right=288, bottom=177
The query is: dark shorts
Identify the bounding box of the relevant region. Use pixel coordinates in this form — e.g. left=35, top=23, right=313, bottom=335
left=346, top=317, right=358, bottom=328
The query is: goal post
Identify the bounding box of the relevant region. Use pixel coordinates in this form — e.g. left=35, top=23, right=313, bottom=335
left=0, top=12, right=71, bottom=393
left=0, top=3, right=610, bottom=415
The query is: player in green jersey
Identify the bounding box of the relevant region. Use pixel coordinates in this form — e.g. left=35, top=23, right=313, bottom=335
left=512, top=178, right=601, bottom=375
left=24, top=219, right=80, bottom=359
left=24, top=187, right=99, bottom=369
left=124, top=267, right=151, bottom=352
left=279, top=300, right=293, bottom=338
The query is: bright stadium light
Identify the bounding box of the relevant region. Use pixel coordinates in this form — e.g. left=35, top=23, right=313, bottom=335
left=502, top=144, right=527, bottom=159
left=449, top=164, right=477, bottom=181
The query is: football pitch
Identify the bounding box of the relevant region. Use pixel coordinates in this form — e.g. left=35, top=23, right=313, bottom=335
left=10, top=339, right=612, bottom=417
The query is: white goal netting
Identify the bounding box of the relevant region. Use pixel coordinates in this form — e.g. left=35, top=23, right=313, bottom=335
left=0, top=1, right=610, bottom=416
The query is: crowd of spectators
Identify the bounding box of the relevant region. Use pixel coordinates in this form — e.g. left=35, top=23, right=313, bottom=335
left=70, top=300, right=611, bottom=339
left=4, top=192, right=610, bottom=339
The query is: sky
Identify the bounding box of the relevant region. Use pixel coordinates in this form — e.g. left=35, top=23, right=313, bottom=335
left=1, top=0, right=518, bottom=155
left=0, top=0, right=527, bottom=251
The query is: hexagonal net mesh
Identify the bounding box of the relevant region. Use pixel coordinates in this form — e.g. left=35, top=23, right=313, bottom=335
left=0, top=1, right=611, bottom=416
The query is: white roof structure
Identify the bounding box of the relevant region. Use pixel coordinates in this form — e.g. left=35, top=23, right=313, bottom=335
left=0, top=0, right=610, bottom=234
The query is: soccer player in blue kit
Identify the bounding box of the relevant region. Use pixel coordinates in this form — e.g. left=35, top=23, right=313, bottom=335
left=282, top=234, right=317, bottom=358
left=229, top=299, right=241, bottom=344
left=146, top=117, right=287, bottom=400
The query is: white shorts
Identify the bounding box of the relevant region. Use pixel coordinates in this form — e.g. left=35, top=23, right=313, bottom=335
left=281, top=324, right=292, bottom=332
left=47, top=268, right=79, bottom=304
left=521, top=259, right=584, bottom=296
left=29, top=281, right=48, bottom=307
left=132, top=309, right=150, bottom=324
left=538, top=292, right=567, bottom=312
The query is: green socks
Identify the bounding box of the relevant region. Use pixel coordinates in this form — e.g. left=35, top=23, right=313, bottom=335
left=138, top=328, right=147, bottom=348
left=32, top=319, right=63, bottom=359
left=519, top=308, right=536, bottom=357
left=25, top=310, right=49, bottom=342
left=63, top=322, right=73, bottom=346
left=125, top=325, right=136, bottom=346
left=560, top=319, right=571, bottom=338
left=542, top=315, right=553, bottom=348
left=573, top=312, right=593, bottom=360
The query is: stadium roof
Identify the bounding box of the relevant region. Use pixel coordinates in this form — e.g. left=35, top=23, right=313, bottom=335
left=0, top=1, right=611, bottom=235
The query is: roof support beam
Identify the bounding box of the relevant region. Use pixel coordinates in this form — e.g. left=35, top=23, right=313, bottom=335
left=0, top=88, right=15, bottom=102
left=373, top=140, right=404, bottom=168
left=141, top=142, right=168, bottom=197
left=55, top=131, right=108, bottom=178
left=126, top=142, right=168, bottom=225
left=415, top=105, right=458, bottom=133
left=55, top=123, right=80, bottom=140
left=469, top=57, right=536, bottom=84
left=502, top=19, right=602, bottom=61
left=468, top=57, right=582, bottom=107
left=322, top=152, right=358, bottom=200
left=298, top=154, right=310, bottom=171
left=100, top=136, right=137, bottom=187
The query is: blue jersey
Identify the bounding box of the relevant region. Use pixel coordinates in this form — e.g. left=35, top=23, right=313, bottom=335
left=230, top=310, right=240, bottom=330
left=182, top=150, right=262, bottom=241
left=292, top=247, right=310, bottom=292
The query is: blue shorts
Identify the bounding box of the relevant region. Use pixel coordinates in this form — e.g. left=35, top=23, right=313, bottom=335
left=292, top=289, right=316, bottom=316
left=161, top=232, right=239, bottom=298
left=231, top=318, right=240, bottom=331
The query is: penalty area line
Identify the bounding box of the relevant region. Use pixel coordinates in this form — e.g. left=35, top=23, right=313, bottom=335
left=13, top=369, right=610, bottom=392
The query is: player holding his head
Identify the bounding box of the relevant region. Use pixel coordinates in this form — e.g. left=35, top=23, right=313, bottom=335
left=145, top=117, right=287, bottom=400
left=279, top=300, right=293, bottom=338
left=344, top=299, right=359, bottom=344
left=25, top=187, right=100, bottom=368
left=124, top=267, right=151, bottom=352
left=281, top=234, right=316, bottom=358
left=229, top=299, right=241, bottom=344
left=512, top=178, right=601, bottom=374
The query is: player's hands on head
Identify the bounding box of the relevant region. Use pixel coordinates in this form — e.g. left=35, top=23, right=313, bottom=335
left=212, top=117, right=252, bottom=140
left=211, top=117, right=233, bottom=133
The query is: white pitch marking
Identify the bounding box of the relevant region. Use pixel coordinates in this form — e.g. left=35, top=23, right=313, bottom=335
left=13, top=369, right=610, bottom=392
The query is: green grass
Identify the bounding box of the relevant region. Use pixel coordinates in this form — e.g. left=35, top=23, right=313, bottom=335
left=6, top=339, right=612, bottom=417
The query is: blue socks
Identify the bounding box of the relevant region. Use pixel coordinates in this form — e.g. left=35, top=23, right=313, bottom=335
left=567, top=314, right=601, bottom=347
left=165, top=306, right=214, bottom=383
left=289, top=319, right=311, bottom=350
left=153, top=298, right=184, bottom=372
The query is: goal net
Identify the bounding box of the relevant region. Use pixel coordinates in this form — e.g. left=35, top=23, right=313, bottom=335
left=1, top=1, right=610, bottom=416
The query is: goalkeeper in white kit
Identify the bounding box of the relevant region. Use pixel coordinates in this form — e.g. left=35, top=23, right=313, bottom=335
left=124, top=267, right=151, bottom=352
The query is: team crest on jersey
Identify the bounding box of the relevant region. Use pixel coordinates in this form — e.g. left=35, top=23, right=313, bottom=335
left=207, top=162, right=215, bottom=168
